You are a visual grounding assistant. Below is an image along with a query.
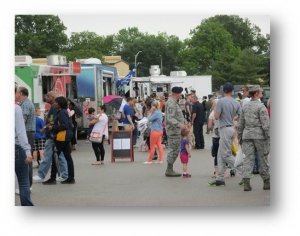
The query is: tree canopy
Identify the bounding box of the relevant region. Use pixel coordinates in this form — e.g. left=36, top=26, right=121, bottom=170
left=116, top=30, right=184, bottom=76
left=179, top=15, right=270, bottom=89
left=63, top=31, right=115, bottom=61
left=15, top=15, right=68, bottom=57
left=15, top=15, right=270, bottom=90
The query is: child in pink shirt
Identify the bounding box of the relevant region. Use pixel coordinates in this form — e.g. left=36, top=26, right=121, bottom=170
left=180, top=128, right=192, bottom=178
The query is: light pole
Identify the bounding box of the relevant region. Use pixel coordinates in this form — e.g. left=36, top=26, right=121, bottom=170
left=134, top=51, right=142, bottom=77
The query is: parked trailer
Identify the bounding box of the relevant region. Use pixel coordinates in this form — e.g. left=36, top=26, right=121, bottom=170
left=129, top=75, right=212, bottom=99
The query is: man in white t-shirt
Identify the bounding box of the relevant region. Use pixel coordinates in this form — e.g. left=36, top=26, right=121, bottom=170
left=241, top=85, right=251, bottom=107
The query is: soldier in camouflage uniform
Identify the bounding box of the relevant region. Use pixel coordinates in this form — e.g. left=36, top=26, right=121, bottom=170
left=238, top=85, right=270, bottom=191
left=165, top=87, right=186, bottom=177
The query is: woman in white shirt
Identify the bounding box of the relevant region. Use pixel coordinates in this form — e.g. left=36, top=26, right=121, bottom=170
left=90, top=105, right=109, bottom=165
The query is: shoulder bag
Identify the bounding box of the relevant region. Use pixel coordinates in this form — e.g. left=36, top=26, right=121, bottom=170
left=89, top=122, right=108, bottom=143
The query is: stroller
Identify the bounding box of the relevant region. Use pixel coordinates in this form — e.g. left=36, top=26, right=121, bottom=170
left=137, top=117, right=150, bottom=152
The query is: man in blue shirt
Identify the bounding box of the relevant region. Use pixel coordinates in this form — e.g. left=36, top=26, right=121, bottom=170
left=122, top=97, right=135, bottom=131
left=15, top=87, right=35, bottom=190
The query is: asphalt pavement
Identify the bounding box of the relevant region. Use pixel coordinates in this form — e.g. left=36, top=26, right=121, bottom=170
left=15, top=132, right=270, bottom=206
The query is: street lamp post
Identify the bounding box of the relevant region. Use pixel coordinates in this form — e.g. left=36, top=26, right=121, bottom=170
left=134, top=51, right=142, bottom=77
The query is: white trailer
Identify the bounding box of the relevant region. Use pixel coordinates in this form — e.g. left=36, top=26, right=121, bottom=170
left=129, top=74, right=212, bottom=99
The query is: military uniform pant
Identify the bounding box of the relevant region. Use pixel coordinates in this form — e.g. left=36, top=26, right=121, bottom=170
left=167, top=136, right=181, bottom=165
left=242, top=139, right=270, bottom=180
left=216, top=126, right=242, bottom=182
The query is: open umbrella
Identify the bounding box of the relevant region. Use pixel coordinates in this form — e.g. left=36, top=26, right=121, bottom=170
left=68, top=98, right=83, bottom=117
left=103, top=95, right=122, bottom=103
left=103, top=95, right=124, bottom=110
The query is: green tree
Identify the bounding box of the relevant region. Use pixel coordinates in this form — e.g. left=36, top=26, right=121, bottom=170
left=15, top=15, right=68, bottom=57
left=208, top=52, right=237, bottom=90
left=203, top=15, right=270, bottom=53
left=63, top=31, right=116, bottom=61
left=202, top=15, right=256, bottom=50
left=116, top=29, right=184, bottom=77
left=230, top=49, right=265, bottom=85
left=178, top=16, right=270, bottom=90
left=179, top=21, right=238, bottom=76
left=64, top=31, right=104, bottom=61
left=114, top=27, right=144, bottom=52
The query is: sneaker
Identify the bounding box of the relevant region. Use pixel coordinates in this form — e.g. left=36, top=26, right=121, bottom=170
left=208, top=180, right=225, bottom=186
left=155, top=160, right=163, bottom=164
left=42, top=179, right=56, bottom=185
left=56, top=176, right=67, bottom=182
left=61, top=178, right=75, bottom=184
left=143, top=161, right=153, bottom=164
left=33, top=175, right=44, bottom=183
left=182, top=173, right=192, bottom=178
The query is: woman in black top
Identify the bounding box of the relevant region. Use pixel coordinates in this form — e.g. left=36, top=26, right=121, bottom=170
left=53, top=96, right=75, bottom=184
left=68, top=101, right=78, bottom=150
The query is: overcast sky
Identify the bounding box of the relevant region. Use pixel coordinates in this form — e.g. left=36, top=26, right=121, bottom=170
left=58, top=14, right=270, bottom=40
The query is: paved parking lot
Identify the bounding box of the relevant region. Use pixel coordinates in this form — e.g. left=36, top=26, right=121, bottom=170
left=15, top=134, right=270, bottom=206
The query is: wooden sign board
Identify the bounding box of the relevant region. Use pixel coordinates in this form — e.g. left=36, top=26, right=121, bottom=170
left=111, top=130, right=134, bottom=162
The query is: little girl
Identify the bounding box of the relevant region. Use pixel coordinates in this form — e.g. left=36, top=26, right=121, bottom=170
left=180, top=128, right=192, bottom=178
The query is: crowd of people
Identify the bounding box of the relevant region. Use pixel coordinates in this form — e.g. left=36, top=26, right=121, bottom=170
left=115, top=83, right=270, bottom=191
left=15, top=82, right=271, bottom=206
left=15, top=87, right=79, bottom=206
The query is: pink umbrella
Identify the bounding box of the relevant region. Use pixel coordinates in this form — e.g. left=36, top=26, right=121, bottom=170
left=103, top=95, right=123, bottom=110
left=103, top=95, right=122, bottom=104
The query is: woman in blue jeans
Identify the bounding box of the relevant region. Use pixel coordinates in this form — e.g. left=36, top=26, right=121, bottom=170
left=52, top=96, right=75, bottom=184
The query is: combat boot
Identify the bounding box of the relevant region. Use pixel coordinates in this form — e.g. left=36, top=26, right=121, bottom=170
left=263, top=178, right=270, bottom=190
left=165, top=163, right=181, bottom=177
left=243, top=178, right=252, bottom=191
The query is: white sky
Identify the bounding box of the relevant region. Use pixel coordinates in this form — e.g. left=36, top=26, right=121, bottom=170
left=58, top=14, right=270, bottom=39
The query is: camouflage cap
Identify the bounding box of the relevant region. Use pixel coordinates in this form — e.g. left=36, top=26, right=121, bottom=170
left=249, top=85, right=263, bottom=92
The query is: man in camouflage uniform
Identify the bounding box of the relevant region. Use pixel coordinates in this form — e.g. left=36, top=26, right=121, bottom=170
left=165, top=87, right=186, bottom=177
left=238, top=85, right=270, bottom=191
